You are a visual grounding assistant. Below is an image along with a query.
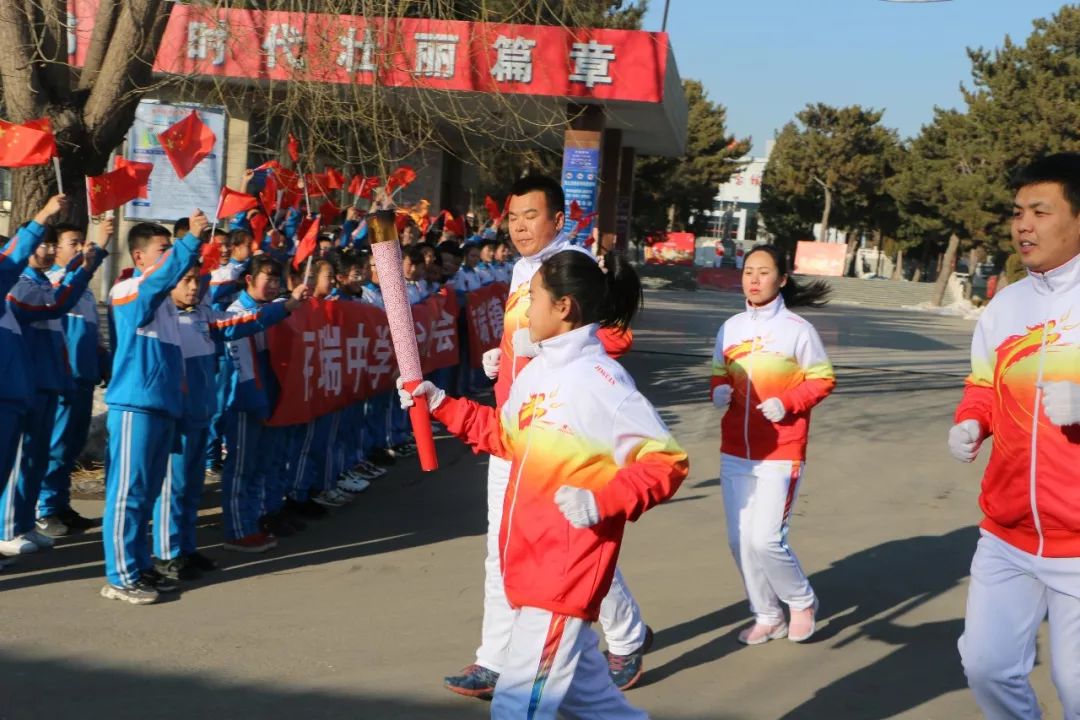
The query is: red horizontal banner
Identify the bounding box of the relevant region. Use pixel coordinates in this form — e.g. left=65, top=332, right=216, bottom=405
left=266, top=292, right=461, bottom=426
left=466, top=282, right=509, bottom=366
left=69, top=2, right=668, bottom=103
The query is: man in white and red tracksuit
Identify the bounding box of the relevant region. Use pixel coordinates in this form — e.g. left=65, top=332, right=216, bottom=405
left=950, top=152, right=1080, bottom=719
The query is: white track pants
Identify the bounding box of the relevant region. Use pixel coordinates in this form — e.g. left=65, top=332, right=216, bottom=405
left=478, top=456, right=646, bottom=672
left=721, top=453, right=815, bottom=625
left=959, top=531, right=1080, bottom=720
left=490, top=606, right=649, bottom=720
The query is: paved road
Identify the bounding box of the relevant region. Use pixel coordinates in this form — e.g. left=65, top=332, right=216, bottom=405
left=0, top=289, right=1061, bottom=719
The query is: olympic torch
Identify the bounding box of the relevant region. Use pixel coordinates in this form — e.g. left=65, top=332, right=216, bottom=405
left=367, top=208, right=439, bottom=471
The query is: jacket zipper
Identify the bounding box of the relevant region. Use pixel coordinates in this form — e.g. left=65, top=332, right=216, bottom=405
left=1030, top=276, right=1053, bottom=556
left=501, top=363, right=540, bottom=566
left=744, top=307, right=757, bottom=459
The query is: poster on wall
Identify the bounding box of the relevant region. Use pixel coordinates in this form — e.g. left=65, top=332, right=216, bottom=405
left=793, top=240, right=846, bottom=277
left=561, top=130, right=600, bottom=246
left=125, top=101, right=227, bottom=221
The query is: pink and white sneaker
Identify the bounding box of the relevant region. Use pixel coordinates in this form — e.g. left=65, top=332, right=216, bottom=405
left=788, top=599, right=819, bottom=643
left=737, top=621, right=788, bottom=645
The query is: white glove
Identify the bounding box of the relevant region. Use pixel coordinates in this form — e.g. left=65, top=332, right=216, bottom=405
left=712, top=385, right=733, bottom=411
left=1042, top=381, right=1080, bottom=427
left=948, top=419, right=984, bottom=463
left=396, top=377, right=446, bottom=412
left=512, top=328, right=539, bottom=359
left=482, top=347, right=502, bottom=380
left=554, top=485, right=600, bottom=529
left=757, top=397, right=786, bottom=423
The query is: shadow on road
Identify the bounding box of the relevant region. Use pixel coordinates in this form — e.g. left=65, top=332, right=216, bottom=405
left=645, top=526, right=978, bottom=719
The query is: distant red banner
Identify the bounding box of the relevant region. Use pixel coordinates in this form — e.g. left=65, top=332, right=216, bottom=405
left=266, top=293, right=459, bottom=426
left=793, top=241, right=846, bottom=277
left=466, top=282, right=509, bottom=366
left=645, top=231, right=695, bottom=266
left=68, top=2, right=669, bottom=104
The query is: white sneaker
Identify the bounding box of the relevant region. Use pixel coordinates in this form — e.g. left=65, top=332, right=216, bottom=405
left=328, top=487, right=354, bottom=503
left=24, top=529, right=55, bottom=549
left=357, top=461, right=387, bottom=478
left=0, top=535, right=38, bottom=556
left=312, top=490, right=347, bottom=508
left=338, top=476, right=371, bottom=494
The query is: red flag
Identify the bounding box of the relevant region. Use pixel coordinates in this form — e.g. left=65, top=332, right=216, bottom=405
left=259, top=172, right=278, bottom=214
left=348, top=175, right=380, bottom=199
left=444, top=214, right=465, bottom=238
left=217, top=186, right=259, bottom=219
left=0, top=118, right=58, bottom=167
left=292, top=217, right=321, bottom=270
left=249, top=212, right=269, bottom=249
left=255, top=159, right=282, bottom=173
left=319, top=199, right=341, bottom=226
left=385, top=166, right=417, bottom=194
left=569, top=200, right=597, bottom=234
left=199, top=240, right=223, bottom=274
left=275, top=166, right=300, bottom=192
left=325, top=167, right=345, bottom=190
left=157, top=110, right=215, bottom=179
left=113, top=157, right=153, bottom=199
left=484, top=195, right=501, bottom=223
left=287, top=133, right=300, bottom=163
left=87, top=167, right=148, bottom=215
left=304, top=173, right=330, bottom=198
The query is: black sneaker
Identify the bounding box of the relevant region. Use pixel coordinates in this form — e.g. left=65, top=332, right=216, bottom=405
left=154, top=555, right=202, bottom=582
left=101, top=579, right=159, bottom=605
left=284, top=497, right=328, bottom=519
left=369, top=448, right=397, bottom=467
left=34, top=515, right=69, bottom=538
left=141, top=568, right=180, bottom=594
left=389, top=443, right=417, bottom=459
left=185, top=551, right=219, bottom=572
left=260, top=512, right=296, bottom=538
left=56, top=507, right=96, bottom=531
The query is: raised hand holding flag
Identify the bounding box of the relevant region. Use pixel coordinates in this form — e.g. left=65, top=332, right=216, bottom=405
left=348, top=174, right=380, bottom=201
left=385, top=166, right=417, bottom=196
left=217, top=186, right=259, bottom=219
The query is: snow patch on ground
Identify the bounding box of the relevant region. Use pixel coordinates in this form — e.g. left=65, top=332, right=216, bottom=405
left=902, top=299, right=984, bottom=320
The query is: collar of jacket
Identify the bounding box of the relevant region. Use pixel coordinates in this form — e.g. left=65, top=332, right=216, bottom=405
left=537, top=323, right=603, bottom=369
left=21, top=266, right=50, bottom=283
left=745, top=292, right=786, bottom=320
left=1028, top=252, right=1080, bottom=296
left=517, top=233, right=593, bottom=276
left=237, top=290, right=260, bottom=310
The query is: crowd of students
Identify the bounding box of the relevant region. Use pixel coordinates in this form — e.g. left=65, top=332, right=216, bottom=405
left=0, top=190, right=518, bottom=608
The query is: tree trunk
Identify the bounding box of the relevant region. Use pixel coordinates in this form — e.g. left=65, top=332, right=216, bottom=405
left=666, top=203, right=676, bottom=233
left=892, top=249, right=904, bottom=280
left=843, top=231, right=858, bottom=277
left=966, top=247, right=978, bottom=299
left=912, top=267, right=923, bottom=283
left=932, top=233, right=961, bottom=307
left=818, top=185, right=832, bottom=243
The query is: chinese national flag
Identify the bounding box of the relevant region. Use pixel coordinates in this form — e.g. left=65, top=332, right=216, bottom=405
left=157, top=110, right=216, bottom=179
left=87, top=166, right=149, bottom=215
left=199, top=240, right=223, bottom=275
left=217, top=186, right=259, bottom=219
left=292, top=217, right=321, bottom=270
left=287, top=133, right=300, bottom=163
left=385, top=166, right=417, bottom=194
left=0, top=118, right=58, bottom=167
left=348, top=174, right=379, bottom=200
left=249, top=212, right=269, bottom=250
left=325, top=167, right=345, bottom=190
left=259, top=172, right=278, bottom=214
left=113, top=157, right=153, bottom=199
left=304, top=173, right=330, bottom=198
left=319, top=199, right=341, bottom=226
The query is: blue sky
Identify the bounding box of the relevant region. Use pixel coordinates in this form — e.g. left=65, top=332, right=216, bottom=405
left=641, top=0, right=1070, bottom=153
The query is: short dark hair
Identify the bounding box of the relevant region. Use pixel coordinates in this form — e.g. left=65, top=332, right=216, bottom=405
left=404, top=246, right=426, bottom=266
left=227, top=229, right=251, bottom=248
left=54, top=222, right=84, bottom=239
left=1011, top=152, right=1080, bottom=215
left=437, top=240, right=463, bottom=258
left=246, top=255, right=282, bottom=284
left=128, top=223, right=172, bottom=260
left=508, top=175, right=565, bottom=218
left=174, top=218, right=191, bottom=236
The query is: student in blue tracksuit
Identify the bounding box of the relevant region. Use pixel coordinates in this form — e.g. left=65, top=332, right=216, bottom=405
left=1, top=210, right=106, bottom=559
left=204, top=230, right=254, bottom=470
left=151, top=263, right=308, bottom=581
left=101, top=213, right=208, bottom=605
left=220, top=254, right=298, bottom=553
left=37, top=217, right=115, bottom=538
left=0, top=195, right=70, bottom=566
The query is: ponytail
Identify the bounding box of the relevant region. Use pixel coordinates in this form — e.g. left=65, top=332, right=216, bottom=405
left=745, top=244, right=831, bottom=309
left=539, top=250, right=644, bottom=331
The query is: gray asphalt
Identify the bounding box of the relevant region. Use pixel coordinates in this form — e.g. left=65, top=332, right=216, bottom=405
left=0, top=288, right=1060, bottom=719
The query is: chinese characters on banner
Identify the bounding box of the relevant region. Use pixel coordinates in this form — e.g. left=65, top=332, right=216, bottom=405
left=266, top=286, right=504, bottom=426
left=66, top=2, right=668, bottom=104
left=465, top=283, right=509, bottom=366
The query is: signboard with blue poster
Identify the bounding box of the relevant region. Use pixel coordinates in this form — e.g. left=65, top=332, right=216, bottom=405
left=125, top=100, right=227, bottom=221
left=561, top=130, right=601, bottom=245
